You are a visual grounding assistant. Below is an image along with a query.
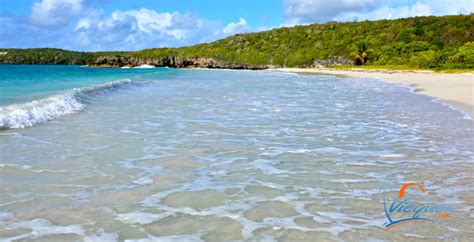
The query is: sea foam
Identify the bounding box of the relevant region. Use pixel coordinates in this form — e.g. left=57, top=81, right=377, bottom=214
left=134, top=64, right=155, bottom=69
left=0, top=79, right=134, bottom=130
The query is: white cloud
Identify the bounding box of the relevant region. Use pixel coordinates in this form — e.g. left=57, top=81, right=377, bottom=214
left=284, top=0, right=382, bottom=24
left=331, top=2, right=434, bottom=22
left=30, top=0, right=84, bottom=27
left=283, top=0, right=474, bottom=24
left=73, top=8, right=232, bottom=50
left=222, top=18, right=247, bottom=34
left=426, top=0, right=474, bottom=15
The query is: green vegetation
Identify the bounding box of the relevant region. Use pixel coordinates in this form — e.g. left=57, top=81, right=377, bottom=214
left=0, top=48, right=95, bottom=65
left=1, top=14, right=473, bottom=70
left=354, top=42, right=368, bottom=65
left=0, top=48, right=127, bottom=65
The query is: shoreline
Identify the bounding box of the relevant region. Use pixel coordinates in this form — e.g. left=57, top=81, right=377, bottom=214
left=270, top=68, right=474, bottom=118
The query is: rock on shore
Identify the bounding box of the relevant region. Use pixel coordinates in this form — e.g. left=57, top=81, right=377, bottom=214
left=91, top=56, right=269, bottom=69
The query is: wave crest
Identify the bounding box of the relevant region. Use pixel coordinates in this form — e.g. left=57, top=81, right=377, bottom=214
left=0, top=79, right=134, bottom=130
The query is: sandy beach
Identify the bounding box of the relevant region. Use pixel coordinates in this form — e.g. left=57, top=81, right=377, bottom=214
left=271, top=68, right=474, bottom=117
left=2, top=66, right=474, bottom=241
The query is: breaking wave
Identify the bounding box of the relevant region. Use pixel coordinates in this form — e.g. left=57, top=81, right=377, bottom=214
left=0, top=79, right=135, bottom=130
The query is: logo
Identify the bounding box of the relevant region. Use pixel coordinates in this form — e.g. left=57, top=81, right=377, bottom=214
left=382, top=182, right=454, bottom=231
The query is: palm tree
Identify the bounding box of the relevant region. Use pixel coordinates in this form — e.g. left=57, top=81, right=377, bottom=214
left=354, top=42, right=368, bottom=65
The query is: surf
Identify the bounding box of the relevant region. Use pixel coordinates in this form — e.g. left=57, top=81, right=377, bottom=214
left=0, top=79, right=136, bottom=130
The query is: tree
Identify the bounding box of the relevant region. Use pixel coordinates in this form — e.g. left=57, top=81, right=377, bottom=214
left=354, top=42, right=368, bottom=65
left=448, top=42, right=474, bottom=65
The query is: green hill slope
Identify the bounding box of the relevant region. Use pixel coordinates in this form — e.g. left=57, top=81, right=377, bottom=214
left=1, top=14, right=473, bottom=70
left=133, top=14, right=473, bottom=69
left=0, top=48, right=128, bottom=65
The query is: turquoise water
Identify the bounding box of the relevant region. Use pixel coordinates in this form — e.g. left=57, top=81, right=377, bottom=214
left=0, top=65, right=473, bottom=240
left=0, top=65, right=174, bottom=105
left=0, top=65, right=178, bottom=129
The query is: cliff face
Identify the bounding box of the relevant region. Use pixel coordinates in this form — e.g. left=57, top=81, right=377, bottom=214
left=92, top=56, right=270, bottom=69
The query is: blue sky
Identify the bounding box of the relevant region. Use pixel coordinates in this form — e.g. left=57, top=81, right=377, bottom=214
left=0, top=0, right=472, bottom=51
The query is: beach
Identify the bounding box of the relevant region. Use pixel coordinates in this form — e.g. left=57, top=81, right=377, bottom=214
left=1, top=66, right=474, bottom=240
left=271, top=68, right=474, bottom=117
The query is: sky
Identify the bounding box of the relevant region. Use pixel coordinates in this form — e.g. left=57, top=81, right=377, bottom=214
left=0, top=0, right=472, bottom=51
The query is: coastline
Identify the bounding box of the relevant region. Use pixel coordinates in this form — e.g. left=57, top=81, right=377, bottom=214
left=270, top=68, right=474, bottom=118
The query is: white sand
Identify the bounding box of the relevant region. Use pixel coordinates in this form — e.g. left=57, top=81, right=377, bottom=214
left=271, top=68, right=474, bottom=117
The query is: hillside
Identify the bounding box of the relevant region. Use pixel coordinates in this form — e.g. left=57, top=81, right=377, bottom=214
left=1, top=14, right=473, bottom=70
left=0, top=48, right=127, bottom=65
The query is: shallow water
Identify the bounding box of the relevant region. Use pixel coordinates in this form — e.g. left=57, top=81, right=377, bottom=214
left=0, top=66, right=473, bottom=241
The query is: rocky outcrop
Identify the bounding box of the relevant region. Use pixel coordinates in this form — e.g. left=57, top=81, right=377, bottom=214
left=91, top=56, right=269, bottom=69
left=311, top=58, right=353, bottom=68
left=91, top=55, right=354, bottom=69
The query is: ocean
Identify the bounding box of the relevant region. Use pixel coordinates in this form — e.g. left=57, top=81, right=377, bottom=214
left=0, top=65, right=473, bottom=241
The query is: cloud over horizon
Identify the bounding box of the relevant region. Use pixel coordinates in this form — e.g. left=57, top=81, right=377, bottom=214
left=72, top=8, right=250, bottom=51
left=283, top=0, right=474, bottom=24
left=74, top=9, right=206, bottom=50
left=30, top=0, right=84, bottom=27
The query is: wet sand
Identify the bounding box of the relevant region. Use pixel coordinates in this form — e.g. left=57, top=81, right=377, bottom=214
left=271, top=68, right=474, bottom=117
